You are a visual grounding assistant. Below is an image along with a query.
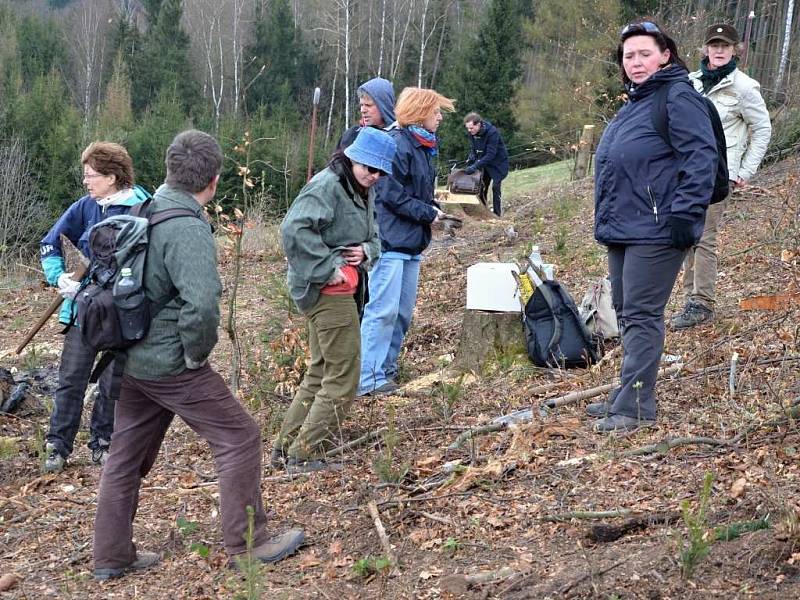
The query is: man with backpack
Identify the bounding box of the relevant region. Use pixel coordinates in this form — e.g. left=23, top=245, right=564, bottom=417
left=671, top=23, right=771, bottom=329
left=93, top=130, right=304, bottom=581
left=463, top=112, right=509, bottom=216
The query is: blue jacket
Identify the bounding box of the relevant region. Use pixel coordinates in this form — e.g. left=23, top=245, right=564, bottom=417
left=40, top=187, right=148, bottom=324
left=467, top=120, right=509, bottom=180
left=375, top=127, right=439, bottom=255
left=594, top=66, right=717, bottom=246
left=337, top=77, right=397, bottom=149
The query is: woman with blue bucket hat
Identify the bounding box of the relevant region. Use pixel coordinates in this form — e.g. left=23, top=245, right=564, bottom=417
left=275, top=127, right=396, bottom=473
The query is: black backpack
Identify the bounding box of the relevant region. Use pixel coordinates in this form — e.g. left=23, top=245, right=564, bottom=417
left=523, top=280, right=600, bottom=368
left=651, top=80, right=729, bottom=204
left=75, top=197, right=200, bottom=380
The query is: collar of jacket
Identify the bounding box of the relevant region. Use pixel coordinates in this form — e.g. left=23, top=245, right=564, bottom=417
left=154, top=184, right=205, bottom=215
left=691, top=69, right=735, bottom=95
left=627, top=64, right=690, bottom=102
left=329, top=160, right=368, bottom=206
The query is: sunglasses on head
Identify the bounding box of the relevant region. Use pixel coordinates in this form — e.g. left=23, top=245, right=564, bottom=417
left=621, top=21, right=661, bottom=38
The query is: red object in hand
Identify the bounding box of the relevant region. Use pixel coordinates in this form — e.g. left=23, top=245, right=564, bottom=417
left=320, top=265, right=359, bottom=296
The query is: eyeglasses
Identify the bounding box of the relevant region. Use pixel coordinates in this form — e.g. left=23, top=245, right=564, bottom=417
left=83, top=171, right=108, bottom=179
left=365, top=165, right=386, bottom=176
left=621, top=21, right=661, bottom=38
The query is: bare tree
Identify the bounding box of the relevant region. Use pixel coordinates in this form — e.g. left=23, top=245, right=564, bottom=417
left=0, top=139, right=46, bottom=260
left=776, top=0, right=795, bottom=93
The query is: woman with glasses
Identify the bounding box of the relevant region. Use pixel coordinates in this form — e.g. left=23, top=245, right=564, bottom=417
left=40, top=142, right=149, bottom=472
left=670, top=23, right=772, bottom=330
left=588, top=20, right=718, bottom=432
left=357, top=87, right=455, bottom=397
left=275, top=127, right=396, bottom=473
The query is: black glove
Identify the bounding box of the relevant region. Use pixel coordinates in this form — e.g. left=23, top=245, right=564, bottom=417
left=463, top=165, right=477, bottom=175
left=669, top=216, right=696, bottom=250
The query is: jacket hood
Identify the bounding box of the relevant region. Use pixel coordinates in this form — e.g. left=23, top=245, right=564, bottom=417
left=358, top=77, right=396, bottom=127
left=628, top=65, right=690, bottom=101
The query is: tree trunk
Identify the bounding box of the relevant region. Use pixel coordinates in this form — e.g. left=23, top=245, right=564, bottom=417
left=455, top=310, right=526, bottom=373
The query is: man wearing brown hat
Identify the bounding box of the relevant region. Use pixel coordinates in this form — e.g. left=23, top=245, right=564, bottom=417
left=671, top=23, right=771, bottom=329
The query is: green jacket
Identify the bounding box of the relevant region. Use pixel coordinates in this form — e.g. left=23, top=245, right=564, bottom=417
left=124, top=184, right=221, bottom=380
left=281, top=166, right=380, bottom=313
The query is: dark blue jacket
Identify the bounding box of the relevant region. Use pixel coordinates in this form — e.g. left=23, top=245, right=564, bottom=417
left=594, top=66, right=717, bottom=245
left=374, top=127, right=439, bottom=255
left=467, top=120, right=509, bottom=180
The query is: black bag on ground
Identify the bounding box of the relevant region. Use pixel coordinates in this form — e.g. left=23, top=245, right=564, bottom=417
left=523, top=280, right=600, bottom=368
left=651, top=80, right=730, bottom=204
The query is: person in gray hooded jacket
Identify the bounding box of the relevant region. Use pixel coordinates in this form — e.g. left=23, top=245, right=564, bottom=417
left=337, top=77, right=397, bottom=149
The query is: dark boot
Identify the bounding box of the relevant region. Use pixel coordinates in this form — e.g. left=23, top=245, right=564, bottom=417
left=670, top=302, right=714, bottom=329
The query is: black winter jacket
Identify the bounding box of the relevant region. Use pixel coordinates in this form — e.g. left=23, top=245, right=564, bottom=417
left=374, top=127, right=439, bottom=255
left=467, top=120, right=509, bottom=180
left=594, top=66, right=717, bottom=246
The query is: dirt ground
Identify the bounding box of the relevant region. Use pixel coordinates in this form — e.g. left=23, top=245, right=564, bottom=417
left=1, top=157, right=799, bottom=599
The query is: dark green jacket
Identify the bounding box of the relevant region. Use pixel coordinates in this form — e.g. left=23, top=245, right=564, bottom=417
left=125, top=184, right=221, bottom=379
left=281, top=166, right=380, bottom=313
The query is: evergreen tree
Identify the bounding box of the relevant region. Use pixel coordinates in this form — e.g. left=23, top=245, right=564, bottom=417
left=439, top=0, right=526, bottom=164
left=95, top=51, right=134, bottom=143
left=243, top=0, right=316, bottom=116
left=145, top=0, right=199, bottom=114
left=104, top=14, right=147, bottom=115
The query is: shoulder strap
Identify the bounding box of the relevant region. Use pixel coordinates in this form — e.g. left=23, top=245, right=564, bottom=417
left=651, top=82, right=672, bottom=146
left=148, top=208, right=200, bottom=226
left=535, top=283, right=562, bottom=360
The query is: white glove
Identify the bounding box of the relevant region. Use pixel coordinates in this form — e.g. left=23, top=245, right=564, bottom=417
left=57, top=272, right=80, bottom=300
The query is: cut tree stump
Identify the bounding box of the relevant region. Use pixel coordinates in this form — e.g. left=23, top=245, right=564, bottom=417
left=454, top=309, right=525, bottom=373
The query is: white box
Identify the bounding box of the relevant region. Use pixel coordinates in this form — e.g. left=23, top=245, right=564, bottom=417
left=466, top=262, right=521, bottom=312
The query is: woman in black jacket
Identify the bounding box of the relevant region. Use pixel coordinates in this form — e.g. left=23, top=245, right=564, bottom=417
left=588, top=20, right=718, bottom=432
left=358, top=87, right=455, bottom=396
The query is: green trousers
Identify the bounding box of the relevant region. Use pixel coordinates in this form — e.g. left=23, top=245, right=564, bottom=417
left=275, top=294, right=360, bottom=460
left=682, top=197, right=728, bottom=309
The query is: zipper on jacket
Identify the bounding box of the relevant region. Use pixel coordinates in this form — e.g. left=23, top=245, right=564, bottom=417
left=646, top=185, right=659, bottom=223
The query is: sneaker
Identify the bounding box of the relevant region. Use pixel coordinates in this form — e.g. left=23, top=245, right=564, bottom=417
left=286, top=457, right=342, bottom=474
left=670, top=302, right=714, bottom=330
left=585, top=401, right=612, bottom=418
left=44, top=443, right=66, bottom=473
left=593, top=414, right=655, bottom=433
left=91, top=439, right=111, bottom=466
left=360, top=381, right=399, bottom=397
left=230, top=529, right=306, bottom=568
left=94, top=551, right=160, bottom=581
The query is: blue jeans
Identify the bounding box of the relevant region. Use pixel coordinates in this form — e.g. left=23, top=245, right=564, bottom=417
left=359, top=253, right=421, bottom=394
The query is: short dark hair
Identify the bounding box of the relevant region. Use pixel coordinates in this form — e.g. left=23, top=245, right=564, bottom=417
left=615, top=19, right=687, bottom=86
left=81, top=142, right=135, bottom=189
left=165, top=130, right=223, bottom=193
left=464, top=112, right=482, bottom=125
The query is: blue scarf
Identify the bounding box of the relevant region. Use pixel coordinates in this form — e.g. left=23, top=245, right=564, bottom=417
left=407, top=125, right=439, bottom=156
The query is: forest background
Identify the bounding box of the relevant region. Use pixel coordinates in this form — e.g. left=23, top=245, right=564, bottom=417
left=0, top=0, right=799, bottom=264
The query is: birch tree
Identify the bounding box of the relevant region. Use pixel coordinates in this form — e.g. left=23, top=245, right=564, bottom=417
left=775, top=0, right=795, bottom=92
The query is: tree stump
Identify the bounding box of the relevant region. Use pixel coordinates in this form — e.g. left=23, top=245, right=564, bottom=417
left=454, top=309, right=526, bottom=373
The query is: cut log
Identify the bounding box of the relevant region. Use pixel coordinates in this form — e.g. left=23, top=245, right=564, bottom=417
left=454, top=309, right=526, bottom=373
left=739, top=293, right=800, bottom=310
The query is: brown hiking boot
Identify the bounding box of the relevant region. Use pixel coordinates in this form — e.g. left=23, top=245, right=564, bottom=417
left=95, top=551, right=160, bottom=581
left=230, top=529, right=306, bottom=568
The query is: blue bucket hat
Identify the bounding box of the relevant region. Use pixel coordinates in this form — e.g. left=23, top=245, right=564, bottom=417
left=344, top=127, right=396, bottom=176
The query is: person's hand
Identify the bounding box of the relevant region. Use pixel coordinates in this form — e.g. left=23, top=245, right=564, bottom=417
left=463, top=165, right=477, bottom=175
left=669, top=216, right=696, bottom=250
left=432, top=207, right=445, bottom=225
left=57, top=272, right=80, bottom=299
left=327, top=267, right=347, bottom=286
left=734, top=177, right=747, bottom=188
left=341, top=244, right=365, bottom=265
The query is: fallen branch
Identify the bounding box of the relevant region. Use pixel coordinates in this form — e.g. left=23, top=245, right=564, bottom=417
left=623, top=436, right=732, bottom=457
left=448, top=423, right=505, bottom=449
left=540, top=509, right=632, bottom=523
left=560, top=559, right=626, bottom=595
left=326, top=428, right=387, bottom=458
left=366, top=500, right=398, bottom=569
left=464, top=566, right=515, bottom=584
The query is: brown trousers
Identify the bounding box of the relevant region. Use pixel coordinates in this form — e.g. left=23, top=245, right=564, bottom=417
left=682, top=197, right=728, bottom=309
left=93, top=364, right=268, bottom=569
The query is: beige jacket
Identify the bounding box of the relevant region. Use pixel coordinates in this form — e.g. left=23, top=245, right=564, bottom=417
left=689, top=68, right=772, bottom=181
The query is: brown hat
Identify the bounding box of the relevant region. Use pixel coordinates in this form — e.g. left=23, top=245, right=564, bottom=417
left=704, top=23, right=739, bottom=45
